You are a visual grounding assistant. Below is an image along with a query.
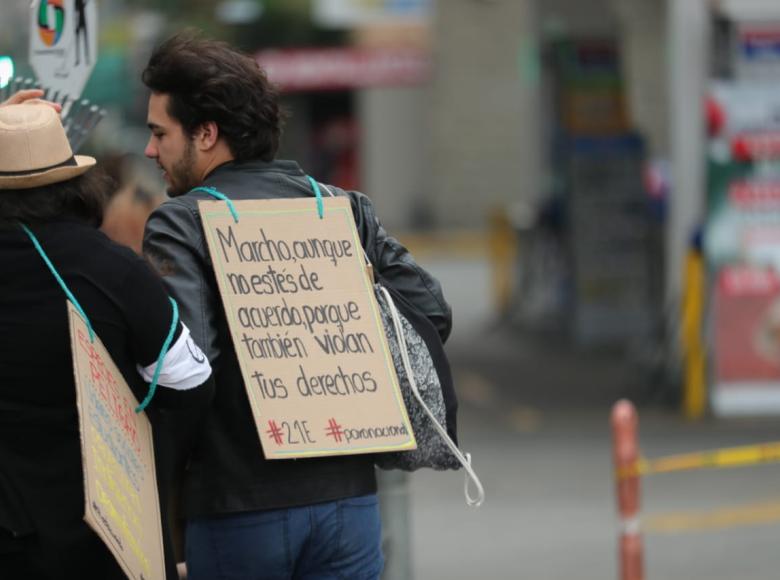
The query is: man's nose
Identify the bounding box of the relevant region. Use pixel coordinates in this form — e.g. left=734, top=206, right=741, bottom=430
left=144, top=138, right=157, bottom=159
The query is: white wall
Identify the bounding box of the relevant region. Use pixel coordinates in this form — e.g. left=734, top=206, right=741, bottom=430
left=427, top=0, right=542, bottom=228
left=358, top=86, right=428, bottom=231
left=611, top=0, right=669, bottom=158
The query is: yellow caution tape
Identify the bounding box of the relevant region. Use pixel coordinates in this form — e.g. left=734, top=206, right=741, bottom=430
left=616, top=441, right=780, bottom=479
left=643, top=498, right=780, bottom=533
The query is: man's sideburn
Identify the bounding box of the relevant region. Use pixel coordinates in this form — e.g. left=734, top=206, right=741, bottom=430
left=168, top=137, right=198, bottom=197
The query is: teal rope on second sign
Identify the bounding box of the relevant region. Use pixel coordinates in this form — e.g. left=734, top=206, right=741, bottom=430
left=306, top=176, right=325, bottom=219
left=20, top=223, right=96, bottom=342
left=135, top=297, right=179, bottom=413
left=21, top=222, right=180, bottom=414
left=191, top=186, right=240, bottom=223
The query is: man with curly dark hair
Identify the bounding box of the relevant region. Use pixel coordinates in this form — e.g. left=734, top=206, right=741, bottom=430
left=142, top=33, right=452, bottom=580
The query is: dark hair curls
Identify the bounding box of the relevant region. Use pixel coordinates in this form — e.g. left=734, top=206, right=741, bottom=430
left=142, top=32, right=284, bottom=162
left=0, top=169, right=111, bottom=228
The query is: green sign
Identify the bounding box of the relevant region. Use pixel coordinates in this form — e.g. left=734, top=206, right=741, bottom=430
left=0, top=56, right=14, bottom=89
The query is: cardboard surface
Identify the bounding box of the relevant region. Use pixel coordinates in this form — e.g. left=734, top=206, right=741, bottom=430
left=68, top=303, right=165, bottom=580
left=199, top=196, right=415, bottom=459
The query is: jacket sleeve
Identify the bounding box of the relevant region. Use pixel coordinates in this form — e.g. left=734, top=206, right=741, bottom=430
left=143, top=200, right=223, bottom=367
left=353, top=193, right=453, bottom=343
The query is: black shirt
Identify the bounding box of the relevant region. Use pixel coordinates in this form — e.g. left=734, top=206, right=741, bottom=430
left=0, top=221, right=189, bottom=578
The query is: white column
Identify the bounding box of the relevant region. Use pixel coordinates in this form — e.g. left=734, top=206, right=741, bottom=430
left=612, top=0, right=669, bottom=158
left=667, top=0, right=709, bottom=314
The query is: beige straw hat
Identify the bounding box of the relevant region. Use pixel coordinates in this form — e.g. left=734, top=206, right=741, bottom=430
left=0, top=104, right=96, bottom=190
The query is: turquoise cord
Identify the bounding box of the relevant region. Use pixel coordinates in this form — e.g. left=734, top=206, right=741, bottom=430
left=306, top=176, right=325, bottom=219
left=20, top=223, right=96, bottom=342
left=190, top=186, right=240, bottom=223
left=135, top=297, right=179, bottom=413
left=20, top=222, right=180, bottom=413
left=192, top=179, right=325, bottom=220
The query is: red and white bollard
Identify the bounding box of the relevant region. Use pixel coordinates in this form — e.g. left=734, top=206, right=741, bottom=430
left=611, top=399, right=643, bottom=580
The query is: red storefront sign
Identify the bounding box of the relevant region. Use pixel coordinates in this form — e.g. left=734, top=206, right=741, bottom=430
left=713, top=266, right=780, bottom=414
left=255, top=48, right=430, bottom=92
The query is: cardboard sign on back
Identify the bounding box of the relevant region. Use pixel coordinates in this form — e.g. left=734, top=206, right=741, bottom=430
left=199, top=196, right=416, bottom=459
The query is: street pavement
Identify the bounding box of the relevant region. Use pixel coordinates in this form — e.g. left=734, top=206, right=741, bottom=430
left=394, top=253, right=780, bottom=580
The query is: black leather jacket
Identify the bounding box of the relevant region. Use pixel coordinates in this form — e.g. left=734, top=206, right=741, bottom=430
left=143, top=159, right=452, bottom=516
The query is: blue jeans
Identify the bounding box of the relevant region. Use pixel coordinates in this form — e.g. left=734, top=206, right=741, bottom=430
left=185, top=494, right=384, bottom=580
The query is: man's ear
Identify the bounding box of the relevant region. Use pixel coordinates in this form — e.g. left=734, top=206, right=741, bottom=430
left=195, top=121, right=219, bottom=151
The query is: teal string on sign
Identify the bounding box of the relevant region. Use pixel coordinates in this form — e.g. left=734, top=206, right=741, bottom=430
left=306, top=176, right=325, bottom=219
left=20, top=223, right=96, bottom=342
left=192, top=178, right=326, bottom=220
left=20, top=222, right=180, bottom=414
left=135, top=296, right=179, bottom=413
left=190, top=186, right=240, bottom=223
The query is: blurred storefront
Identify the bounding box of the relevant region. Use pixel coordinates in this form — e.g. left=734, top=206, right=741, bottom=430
left=259, top=43, right=431, bottom=230
left=704, top=1, right=780, bottom=415
left=547, top=39, right=660, bottom=346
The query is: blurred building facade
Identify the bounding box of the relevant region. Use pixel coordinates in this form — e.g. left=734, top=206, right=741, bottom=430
left=11, top=0, right=780, bottom=405
left=1, top=0, right=672, bottom=346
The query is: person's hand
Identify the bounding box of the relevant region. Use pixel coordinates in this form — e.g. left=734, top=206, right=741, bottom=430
left=0, top=89, right=62, bottom=113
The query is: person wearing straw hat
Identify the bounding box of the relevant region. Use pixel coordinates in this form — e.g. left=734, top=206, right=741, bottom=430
left=0, top=103, right=214, bottom=578
left=141, top=33, right=452, bottom=580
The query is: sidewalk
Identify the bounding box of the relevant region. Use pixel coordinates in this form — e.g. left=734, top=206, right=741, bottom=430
left=400, top=253, right=780, bottom=580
